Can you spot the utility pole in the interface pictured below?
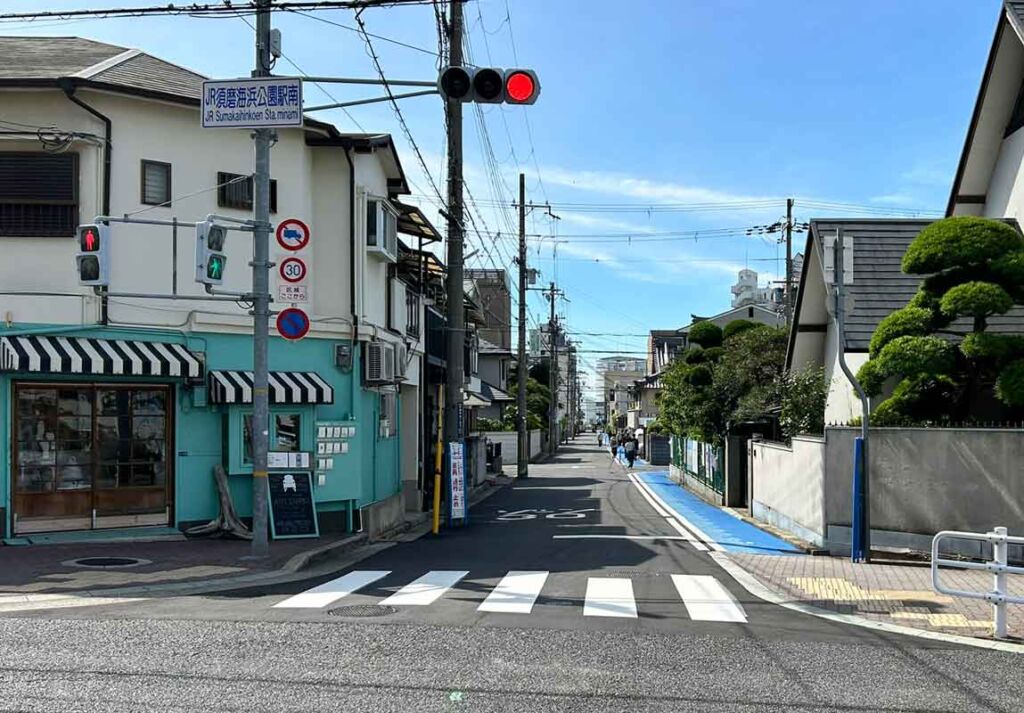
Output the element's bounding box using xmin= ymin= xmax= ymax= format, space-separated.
xmin=516 ymin=172 xmax=528 ymax=478
xmin=785 ymin=197 xmax=794 ymax=326
xmin=249 ymin=0 xmax=273 ymax=558
xmin=547 ymin=281 xmax=559 ymax=455
xmin=443 ymin=0 xmax=465 ymax=481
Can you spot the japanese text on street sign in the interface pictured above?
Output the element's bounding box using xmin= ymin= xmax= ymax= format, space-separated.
xmin=449 ymin=441 xmax=466 ymax=520
xmin=278 ymin=284 xmax=309 ymax=304
xmin=202 ymin=77 xmax=303 ymax=129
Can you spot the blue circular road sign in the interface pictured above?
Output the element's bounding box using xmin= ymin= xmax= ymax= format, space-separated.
xmin=276 ymin=307 xmax=310 ymax=341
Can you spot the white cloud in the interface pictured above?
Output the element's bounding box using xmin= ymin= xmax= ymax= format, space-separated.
xmin=539 ymin=166 xmax=776 ymax=205
xmin=869 ymin=193 xmax=918 ymax=206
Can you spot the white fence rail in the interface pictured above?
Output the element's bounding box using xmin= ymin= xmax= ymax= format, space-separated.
xmin=931 ymin=527 xmax=1024 ymax=638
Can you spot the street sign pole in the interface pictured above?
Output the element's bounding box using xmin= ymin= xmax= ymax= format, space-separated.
xmin=250 ymin=0 xmax=273 ymax=558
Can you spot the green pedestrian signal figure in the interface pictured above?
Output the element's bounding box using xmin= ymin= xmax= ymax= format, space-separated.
xmin=195 ymin=219 xmax=228 ymax=286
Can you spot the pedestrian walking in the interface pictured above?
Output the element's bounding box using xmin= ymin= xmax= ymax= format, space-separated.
xmin=624 ymin=436 xmax=637 ymax=469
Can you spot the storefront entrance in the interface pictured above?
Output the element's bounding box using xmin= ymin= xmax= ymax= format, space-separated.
xmin=12 ymin=383 xmax=173 ymax=534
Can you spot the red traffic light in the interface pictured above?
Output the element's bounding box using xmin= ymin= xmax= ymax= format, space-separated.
xmin=79 ymin=226 xmax=100 ymax=252
xmin=504 ymin=69 xmax=540 ymax=105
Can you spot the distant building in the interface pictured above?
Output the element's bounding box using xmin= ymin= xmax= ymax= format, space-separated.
xmin=729 ymin=256 xmax=803 ymax=311
xmin=465 ymin=269 xmax=511 ymax=350
xmin=595 ymin=356 xmax=646 ymax=427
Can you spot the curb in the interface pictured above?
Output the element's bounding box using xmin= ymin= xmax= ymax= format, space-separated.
xmin=282 ymin=533 xmax=368 ymax=573
xmin=0 ymin=480 xmax=510 ymax=614
xmin=711 ymin=551 xmax=1024 ymax=654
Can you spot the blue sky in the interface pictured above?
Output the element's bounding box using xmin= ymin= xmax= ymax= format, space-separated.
xmin=2 ymin=0 xmax=1003 ymax=397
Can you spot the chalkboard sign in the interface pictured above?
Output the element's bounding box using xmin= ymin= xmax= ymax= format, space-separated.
xmin=267 ymin=471 xmax=319 ymax=539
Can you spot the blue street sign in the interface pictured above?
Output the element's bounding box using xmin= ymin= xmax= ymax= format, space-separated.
xmin=276 ymin=307 xmax=310 ymax=341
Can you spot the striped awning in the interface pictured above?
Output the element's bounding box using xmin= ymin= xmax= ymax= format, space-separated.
xmin=209 ymin=370 xmax=334 ymax=405
xmin=0 ymin=335 xmax=202 ymax=378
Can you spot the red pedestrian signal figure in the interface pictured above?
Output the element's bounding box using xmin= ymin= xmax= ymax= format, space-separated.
xmin=75 ymin=223 xmax=110 ymax=286
xmin=81 ymin=226 xmax=98 ymax=252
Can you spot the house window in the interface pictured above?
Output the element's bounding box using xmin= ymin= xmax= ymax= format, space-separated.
xmin=379 ymin=392 xmax=397 ymax=439
xmin=242 ymin=412 xmax=302 ymax=464
xmin=366 ymin=197 xmax=398 ymax=261
xmin=217 ymin=172 xmax=277 ymax=212
xmin=140 ymin=160 xmax=172 ymax=206
xmin=0 ymin=152 xmax=78 ymax=237
xmin=406 ymin=290 xmax=421 ymax=338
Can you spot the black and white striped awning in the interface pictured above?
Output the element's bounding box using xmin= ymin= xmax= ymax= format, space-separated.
xmin=0 ymin=335 xmax=202 ymax=378
xmin=209 ymin=370 xmax=334 ymax=405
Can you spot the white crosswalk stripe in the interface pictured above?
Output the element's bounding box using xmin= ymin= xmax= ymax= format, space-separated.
xmin=380 ymin=570 xmax=469 ymax=606
xmin=273 ymin=570 xmax=390 ymax=609
xmin=477 ymin=571 xmax=549 ymax=614
xmin=583 ymin=577 xmax=638 ymax=618
xmin=671 ymin=574 xmax=748 ymax=622
xmin=273 ymin=569 xmax=748 ymax=624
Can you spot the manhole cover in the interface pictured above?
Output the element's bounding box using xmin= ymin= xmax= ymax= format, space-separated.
xmin=328 ymin=604 xmax=398 ymax=618
xmin=64 ymin=556 xmax=150 ymax=569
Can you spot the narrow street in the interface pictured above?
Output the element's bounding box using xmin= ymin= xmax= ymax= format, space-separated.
xmin=1 ymin=438 xmax=1021 ymax=713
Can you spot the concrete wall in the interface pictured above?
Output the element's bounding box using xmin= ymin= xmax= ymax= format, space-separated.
xmin=825 ymin=428 xmax=1024 ymax=542
xmin=749 ymin=427 xmax=1024 ymax=556
xmin=749 ymin=437 xmax=826 ymax=546
xmin=478 ymin=430 xmax=544 ymax=465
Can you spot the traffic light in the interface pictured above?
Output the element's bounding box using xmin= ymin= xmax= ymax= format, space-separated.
xmin=503 ymin=69 xmax=540 ymax=105
xmin=472 ymin=68 xmax=504 ymax=103
xmin=195 ymin=219 xmax=228 ymax=286
xmin=76 ymin=222 xmax=110 ymax=286
xmin=438 ymin=66 xmax=541 ymax=104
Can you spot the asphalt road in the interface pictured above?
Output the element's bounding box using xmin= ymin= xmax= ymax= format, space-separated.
xmin=1 ymin=438 xmax=1022 ymax=712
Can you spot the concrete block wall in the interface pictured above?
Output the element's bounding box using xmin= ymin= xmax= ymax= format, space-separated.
xmin=749 ymin=427 xmax=1024 ymax=555
xmin=749 ymin=436 xmax=826 ymax=547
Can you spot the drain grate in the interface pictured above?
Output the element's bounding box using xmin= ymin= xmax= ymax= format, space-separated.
xmin=64 ymin=556 xmax=149 ymax=569
xmin=328 ymin=604 xmax=398 ymax=618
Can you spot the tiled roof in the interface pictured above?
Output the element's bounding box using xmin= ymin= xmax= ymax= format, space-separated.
xmin=0 ymin=36 xmax=125 ymax=78
xmin=90 ymin=52 xmax=206 ymax=98
xmin=804 ymin=219 xmax=1024 ymax=351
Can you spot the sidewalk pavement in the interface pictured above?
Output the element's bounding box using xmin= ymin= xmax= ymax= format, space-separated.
xmin=0 ymin=533 xmax=367 ymax=595
xmin=731 ymin=552 xmax=1024 ymax=640
xmin=0 ymin=477 xmax=507 ymax=600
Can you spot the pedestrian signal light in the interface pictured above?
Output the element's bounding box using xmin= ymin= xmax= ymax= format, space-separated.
xmin=504 ymin=69 xmax=540 ymax=105
xmin=75 ymin=222 xmax=110 ymax=286
xmin=195 ymin=219 xmax=228 ymax=286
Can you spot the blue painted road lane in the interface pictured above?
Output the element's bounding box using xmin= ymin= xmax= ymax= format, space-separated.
xmin=637 ymin=472 xmax=801 ymax=555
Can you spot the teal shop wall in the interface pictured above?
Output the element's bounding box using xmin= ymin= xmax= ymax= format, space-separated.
xmin=1 ymin=324 xmax=405 ymax=536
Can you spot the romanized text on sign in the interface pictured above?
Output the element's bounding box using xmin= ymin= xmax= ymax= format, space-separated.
xmin=202 ymin=77 xmax=303 ymax=129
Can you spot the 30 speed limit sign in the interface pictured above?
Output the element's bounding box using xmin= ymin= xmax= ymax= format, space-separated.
xmin=279 ymin=257 xmax=307 ymax=283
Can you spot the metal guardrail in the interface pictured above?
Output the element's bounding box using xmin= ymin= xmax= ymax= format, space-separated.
xmin=932 ymin=527 xmax=1024 ymax=639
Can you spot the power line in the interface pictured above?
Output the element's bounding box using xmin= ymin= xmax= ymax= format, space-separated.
xmin=284 ymin=7 xmax=439 ymax=56
xmin=0 ymin=1 xmax=437 ymax=23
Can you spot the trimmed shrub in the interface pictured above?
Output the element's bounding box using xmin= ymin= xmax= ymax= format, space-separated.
xmin=902 ymin=216 xmax=1023 ymax=273
xmin=688 ymin=320 xmax=723 ymax=348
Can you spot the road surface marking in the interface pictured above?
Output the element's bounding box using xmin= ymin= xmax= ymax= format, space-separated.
xmin=664 ymin=517 xmax=711 ymax=552
xmin=671 ymin=574 xmax=747 ymax=622
xmin=626 ymin=472 xmax=669 ymax=517
xmin=630 ymin=473 xmax=723 ymax=552
xmin=552 ymin=534 xmax=691 ymax=541
xmin=273 ymin=570 xmax=390 ymax=609
xmin=583 ymin=578 xmax=637 ymax=618
xmin=381 ymin=570 xmax=469 ymax=606
xmin=477 ymin=571 xmax=549 ymax=613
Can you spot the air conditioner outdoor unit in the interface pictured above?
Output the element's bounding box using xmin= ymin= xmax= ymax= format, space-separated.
xmin=364 ymin=341 xmax=396 ymax=383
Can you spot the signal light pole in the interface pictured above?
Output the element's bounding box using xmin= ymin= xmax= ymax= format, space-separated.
xmin=249 ymin=0 xmax=273 ymax=557
xmin=517 ymin=172 xmax=528 ymax=478
xmin=443 ymin=0 xmax=466 ymax=507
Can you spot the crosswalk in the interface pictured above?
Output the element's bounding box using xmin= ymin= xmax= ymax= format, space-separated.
xmin=273 ymin=569 xmax=748 ymax=623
